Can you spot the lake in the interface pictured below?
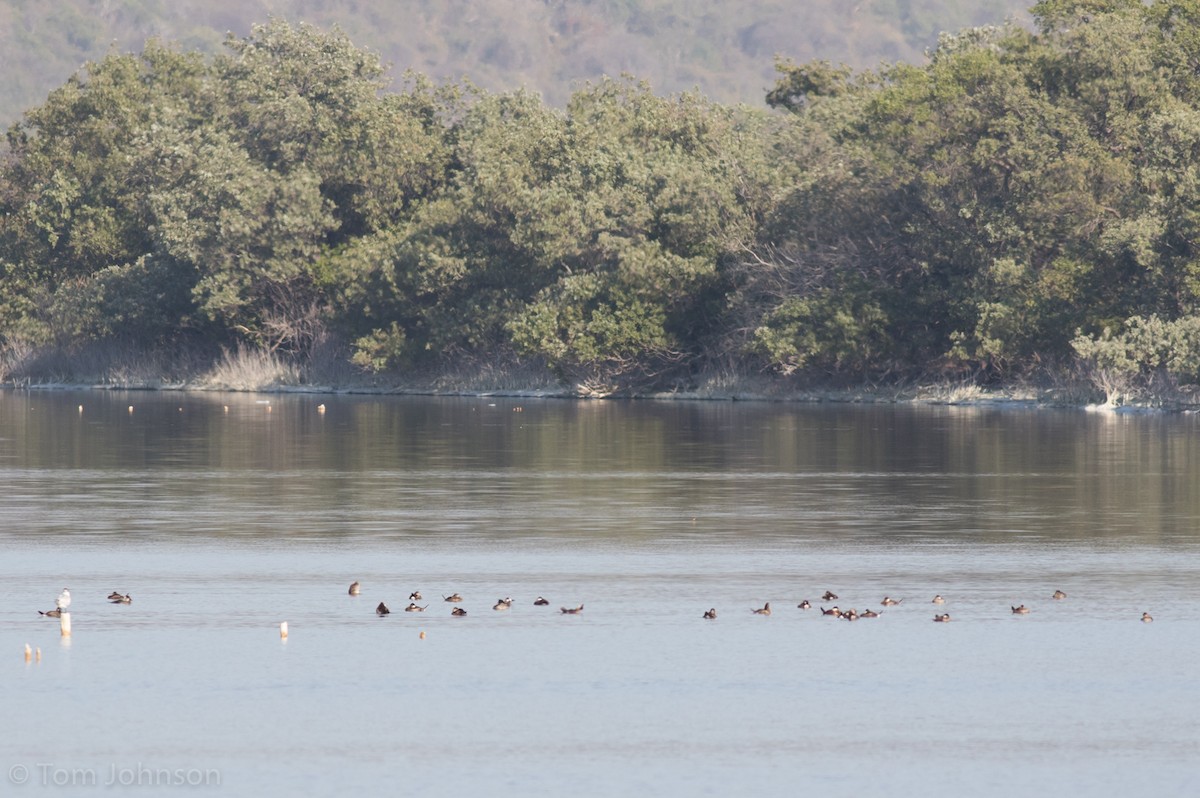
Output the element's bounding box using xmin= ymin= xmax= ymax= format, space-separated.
xmin=2 ymin=390 xmax=1198 ymax=797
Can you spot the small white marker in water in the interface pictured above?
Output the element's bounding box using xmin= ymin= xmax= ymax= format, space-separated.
xmin=78 ymin=405 xmax=83 ymax=414
xmin=35 ymin=647 xmax=41 ymax=662
xmin=128 ymin=406 xmax=134 ymax=414
xmin=317 ymin=404 xmax=326 ymax=414
xmin=24 ymin=643 xmax=31 ymax=662
xmin=279 ymin=621 xmax=288 ymax=640
xmin=223 ymin=405 xmax=229 ymax=413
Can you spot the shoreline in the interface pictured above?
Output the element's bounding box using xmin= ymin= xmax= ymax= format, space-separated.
xmin=2 ymin=379 xmax=1190 ymax=414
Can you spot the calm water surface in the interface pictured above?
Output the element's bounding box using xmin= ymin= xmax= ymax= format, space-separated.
xmin=2 ymin=390 xmax=1198 ymax=797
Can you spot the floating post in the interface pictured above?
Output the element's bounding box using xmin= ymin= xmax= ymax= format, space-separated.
xmin=24 ymin=644 xmax=31 ymax=662
xmin=279 ymin=621 xmax=288 ymax=640
xmin=78 ymin=405 xmax=83 ymax=414
xmin=317 ymin=404 xmax=326 ymax=414
xmin=127 ymin=406 xmax=134 ymax=414
xmin=59 ymin=612 xmax=71 ymax=637
xmin=223 ymin=406 xmax=229 ymax=413
xmin=35 ymin=647 xmax=41 ymax=662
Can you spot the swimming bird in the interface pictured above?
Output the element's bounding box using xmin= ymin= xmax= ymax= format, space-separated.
xmin=1052 ymin=590 xmax=1067 ymax=600
xmin=39 ymin=609 xmax=62 ymax=618
xmin=1012 ymin=605 xmax=1030 ymax=615
xmin=752 ymin=602 xmax=771 ymax=616
xmin=932 ymin=595 xmax=945 ymax=605
xmin=820 ymin=606 xmax=841 ymax=617
xmin=797 ymin=600 xmax=812 ymax=609
xmin=443 ymin=593 xmax=463 ymax=603
xmin=109 ymin=594 xmax=131 ymax=604
xmin=842 ymin=609 xmax=859 ymax=621
xmin=56 ymin=588 xmax=71 ymax=611
xmin=861 ymin=609 xmax=880 ymax=618
xmin=376 ymin=602 xmax=390 ymax=616
xmin=493 ymin=599 xmax=512 ymax=611
xmin=107 ymin=591 xmax=125 ymax=601
xmin=1142 ymin=612 xmax=1153 ymax=623
xmin=561 ymin=605 xmax=584 ymax=614
xmin=881 ymin=597 xmax=902 ymax=606
xmin=404 ymin=603 xmax=428 ymax=612
xmin=348 ymin=582 xmax=361 ymax=596
xmin=409 ymin=591 xmax=422 ymax=601
xmin=933 ymin=613 xmax=952 ymax=622
xmin=451 ymin=607 xmax=468 ymax=616
xmin=703 ymin=608 xmax=717 ymax=619
xmin=822 ymin=591 xmax=838 ymax=601
xmin=534 ymin=597 xmax=550 ymax=606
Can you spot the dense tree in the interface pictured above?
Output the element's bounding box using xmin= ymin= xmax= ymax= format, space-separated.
xmin=4 ymin=3 xmax=1200 ymax=403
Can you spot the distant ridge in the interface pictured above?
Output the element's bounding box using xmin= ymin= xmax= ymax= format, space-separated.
xmin=0 ymin=0 xmax=1030 ymax=124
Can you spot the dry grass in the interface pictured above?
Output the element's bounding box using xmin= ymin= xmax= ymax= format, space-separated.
xmin=197 ymin=345 xmax=300 ymax=391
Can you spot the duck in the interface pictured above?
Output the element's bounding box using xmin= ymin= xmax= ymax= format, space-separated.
xmin=1052 ymin=590 xmax=1067 ymax=600
xmin=703 ymin=608 xmax=717 ymax=619
xmin=561 ymin=605 xmax=584 ymax=614
xmin=1011 ymin=605 xmax=1030 ymax=615
xmin=409 ymin=591 xmax=422 ymax=601
xmin=107 ymin=591 xmax=125 ymax=601
xmin=861 ymin=609 xmax=880 ymax=618
xmin=348 ymin=582 xmax=361 ymax=596
xmin=533 ymin=597 xmax=550 ymax=606
xmin=932 ymin=595 xmax=946 ymax=605
xmin=404 ymin=603 xmax=428 ymax=612
xmin=443 ymin=593 xmax=463 ymax=603
xmin=451 ymin=607 xmax=468 ymax=616
xmin=933 ymin=613 xmax=952 ymax=622
xmin=39 ymin=609 xmax=62 ymax=618
xmin=881 ymin=597 xmax=902 ymax=606
xmin=797 ymin=600 xmax=812 ymax=610
xmin=109 ymin=594 xmax=131 ymax=604
xmin=842 ymin=609 xmax=859 ymax=621
xmin=752 ymin=602 xmax=771 ymax=616
xmin=1141 ymin=612 xmax=1153 ymax=623
xmin=822 ymin=591 xmax=838 ymax=601
xmin=493 ymin=599 xmax=512 ymax=611
xmin=376 ymin=602 xmax=390 ymax=616
xmin=820 ymin=605 xmax=841 ymax=617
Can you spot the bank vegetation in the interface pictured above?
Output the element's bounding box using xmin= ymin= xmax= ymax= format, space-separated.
xmin=3 ymin=1 xmax=1200 ymax=408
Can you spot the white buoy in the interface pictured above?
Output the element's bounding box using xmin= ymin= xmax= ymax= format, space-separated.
xmin=59 ymin=612 xmax=71 ymax=637
xmin=279 ymin=621 xmax=288 ymax=640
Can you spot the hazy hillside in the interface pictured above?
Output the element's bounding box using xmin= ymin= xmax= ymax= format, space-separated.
xmin=0 ymin=0 xmax=1031 ymax=124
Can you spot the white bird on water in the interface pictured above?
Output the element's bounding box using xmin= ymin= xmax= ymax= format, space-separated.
xmin=56 ymin=588 xmax=71 ymax=611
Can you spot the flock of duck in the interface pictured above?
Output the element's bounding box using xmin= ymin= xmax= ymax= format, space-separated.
xmin=35 ymin=584 xmax=1157 ymax=625
xmin=350 ymin=582 xmax=584 ymax=617
xmin=722 ymin=589 xmax=1154 ymax=623
xmin=348 ymin=583 xmax=1156 ymax=623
